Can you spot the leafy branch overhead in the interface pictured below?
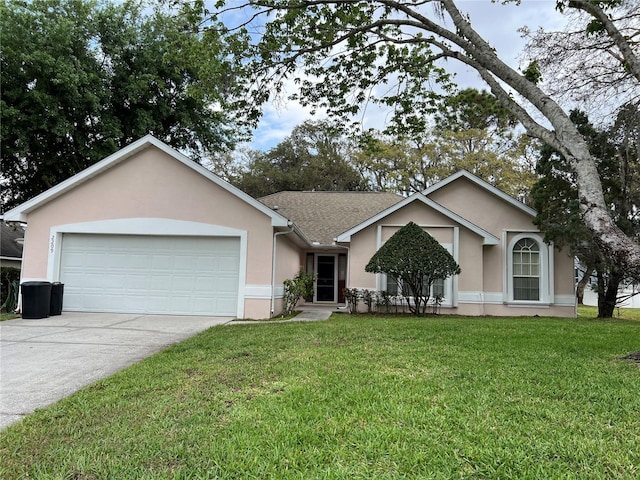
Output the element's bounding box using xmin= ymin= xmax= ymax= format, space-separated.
xmin=197 ymin=0 xmax=640 ymax=278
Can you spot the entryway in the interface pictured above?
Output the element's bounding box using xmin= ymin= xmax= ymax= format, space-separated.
xmin=309 ymin=253 xmax=346 ymax=304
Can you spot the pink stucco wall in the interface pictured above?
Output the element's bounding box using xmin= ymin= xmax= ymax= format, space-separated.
xmin=345 ymin=181 xmax=576 ymax=317
xmin=429 ymin=177 xmax=535 ymax=235
xmin=21 ymin=145 xmax=281 ymax=318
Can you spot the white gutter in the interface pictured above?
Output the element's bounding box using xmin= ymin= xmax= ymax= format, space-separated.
xmin=271 ymin=222 xmax=294 ymax=316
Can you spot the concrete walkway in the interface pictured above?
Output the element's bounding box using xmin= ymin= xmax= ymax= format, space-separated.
xmin=0 ymin=312 xmax=232 ymax=430
xmin=230 ymin=305 xmax=339 ymax=324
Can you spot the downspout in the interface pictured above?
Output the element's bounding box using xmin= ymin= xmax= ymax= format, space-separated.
xmin=271 ymin=222 xmax=294 ymax=316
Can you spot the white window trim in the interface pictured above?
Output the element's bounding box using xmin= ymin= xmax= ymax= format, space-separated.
xmin=505 ymin=232 xmax=553 ymax=305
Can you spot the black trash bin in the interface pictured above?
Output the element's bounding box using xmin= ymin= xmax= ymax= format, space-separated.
xmin=50 ymin=282 xmax=64 ymax=316
xmin=21 ymin=281 xmax=52 ymax=319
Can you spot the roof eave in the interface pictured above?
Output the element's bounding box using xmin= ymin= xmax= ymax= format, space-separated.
xmin=423 ymin=170 xmax=537 ymax=217
xmin=3 ymin=135 xmax=290 ymax=227
xmin=335 ymin=193 xmax=499 ymax=245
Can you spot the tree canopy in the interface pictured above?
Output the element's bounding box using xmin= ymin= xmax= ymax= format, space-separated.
xmin=191 ymin=0 xmax=640 ymax=277
xmin=1 ymin=0 xmax=242 ymax=209
xmin=523 ymin=1 xmax=640 ymax=117
xmin=354 ymin=88 xmax=537 ymax=198
xmin=231 ymin=120 xmax=368 ymax=197
xmin=365 ymin=222 xmax=461 ymax=316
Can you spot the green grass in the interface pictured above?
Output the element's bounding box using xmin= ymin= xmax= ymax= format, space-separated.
xmin=1 ymin=315 xmax=639 ymax=479
xmin=0 ymin=312 xmax=19 ymax=321
xmin=578 ymin=304 xmax=640 ymax=321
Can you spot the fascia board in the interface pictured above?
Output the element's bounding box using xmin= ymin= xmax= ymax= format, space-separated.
xmin=3 ymin=135 xmax=289 ymax=227
xmin=335 ymin=192 xmax=499 ymax=245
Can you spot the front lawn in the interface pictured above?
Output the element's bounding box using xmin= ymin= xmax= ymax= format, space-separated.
xmin=578 ymin=304 xmax=640 ymax=321
xmin=1 ymin=314 xmax=639 ymax=479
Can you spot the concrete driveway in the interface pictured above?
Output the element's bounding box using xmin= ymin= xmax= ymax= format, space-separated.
xmin=0 ymin=312 xmax=232 ymax=430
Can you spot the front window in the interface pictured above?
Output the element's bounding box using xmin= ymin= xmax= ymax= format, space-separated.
xmin=386 ymin=275 xmax=399 ymax=295
xmin=512 ymin=238 xmax=540 ymax=301
xmin=386 ymin=275 xmax=446 ymax=299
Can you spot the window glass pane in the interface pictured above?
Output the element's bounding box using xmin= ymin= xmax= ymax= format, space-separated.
xmin=386 ymin=275 xmax=398 ymax=295
xmin=513 ymin=252 xmax=521 ymax=275
xmin=514 ymin=277 xmax=540 ymax=301
xmin=433 ymin=278 xmax=445 ymax=298
xmin=531 ymin=253 xmax=539 ymax=275
xmin=513 ymin=238 xmax=541 ymax=301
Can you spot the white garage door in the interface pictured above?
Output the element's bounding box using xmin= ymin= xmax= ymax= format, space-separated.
xmin=59 ymin=234 xmax=240 ymax=316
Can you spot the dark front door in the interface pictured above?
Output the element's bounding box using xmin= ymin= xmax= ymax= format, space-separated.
xmin=315 ymin=255 xmax=336 ymax=302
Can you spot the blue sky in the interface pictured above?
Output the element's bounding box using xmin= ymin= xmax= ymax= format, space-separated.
xmin=241 ymin=0 xmax=567 ymax=151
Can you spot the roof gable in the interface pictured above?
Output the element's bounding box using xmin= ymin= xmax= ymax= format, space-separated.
xmin=3 ymin=135 xmax=289 ymax=227
xmin=423 ymin=170 xmax=537 ymax=217
xmin=335 ymin=193 xmax=499 ymax=245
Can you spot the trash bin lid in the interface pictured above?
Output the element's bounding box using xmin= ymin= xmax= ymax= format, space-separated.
xmin=21 ymin=281 xmax=52 ymax=286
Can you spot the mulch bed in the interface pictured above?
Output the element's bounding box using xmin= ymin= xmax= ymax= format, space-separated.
xmin=621 ymin=351 xmax=640 ymax=366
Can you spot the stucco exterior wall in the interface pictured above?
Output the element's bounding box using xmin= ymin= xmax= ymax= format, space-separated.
xmin=272 ymin=233 xmax=306 ymax=315
xmin=553 ymin=246 xmax=575 ymax=296
xmin=20 ymin=146 xmax=278 ymax=318
xmin=275 ymin=234 xmax=304 ymax=285
xmin=428 ymin=177 xmax=534 ymax=235
xmin=347 ymin=201 xmax=479 ymax=291
xmin=347 ymin=186 xmax=576 ymax=317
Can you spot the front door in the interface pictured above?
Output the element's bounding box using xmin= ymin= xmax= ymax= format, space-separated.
xmin=315 ymin=254 xmax=337 ymax=302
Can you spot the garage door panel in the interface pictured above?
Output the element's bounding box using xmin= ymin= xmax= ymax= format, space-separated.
xmin=60 ymin=234 xmax=240 ymax=316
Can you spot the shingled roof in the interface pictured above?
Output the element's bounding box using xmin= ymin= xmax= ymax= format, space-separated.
xmin=259 ymin=191 xmax=402 ymax=245
xmin=1 ymin=222 xmax=24 ymax=261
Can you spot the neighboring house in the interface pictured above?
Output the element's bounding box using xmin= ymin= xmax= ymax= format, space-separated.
xmin=0 ymin=220 xmax=24 ymax=269
xmin=3 ymin=135 xmax=576 ymax=318
xmin=582 ymin=285 xmax=640 ymax=309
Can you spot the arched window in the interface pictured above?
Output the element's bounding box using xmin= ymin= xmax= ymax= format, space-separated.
xmin=512 ymin=238 xmax=540 ymax=301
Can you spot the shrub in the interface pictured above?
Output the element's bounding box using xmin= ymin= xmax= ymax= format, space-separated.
xmin=1 ymin=267 xmax=21 ymax=312
xmin=343 ymin=288 xmax=360 ymax=313
xmin=361 ymin=289 xmax=374 ymax=313
xmin=365 ymin=222 xmax=460 ymax=316
xmin=282 ymin=270 xmax=314 ymax=316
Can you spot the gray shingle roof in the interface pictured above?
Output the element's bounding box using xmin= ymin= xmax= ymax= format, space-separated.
xmin=259 ymin=191 xmax=402 ymax=245
xmin=1 ymin=222 xmax=24 ymax=260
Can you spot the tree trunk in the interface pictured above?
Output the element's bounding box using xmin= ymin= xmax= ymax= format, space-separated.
xmin=597 ymin=265 xmax=624 ymax=318
xmin=576 ymin=265 xmax=594 ymax=305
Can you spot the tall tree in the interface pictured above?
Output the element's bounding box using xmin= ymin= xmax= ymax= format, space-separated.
xmin=234 ymin=120 xmax=368 ymax=197
xmin=356 ymin=89 xmax=537 ymax=198
xmin=532 ymin=106 xmax=640 ymax=317
xmin=1 ymin=0 xmax=242 ymax=210
xmin=194 ymin=0 xmax=640 ymax=277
